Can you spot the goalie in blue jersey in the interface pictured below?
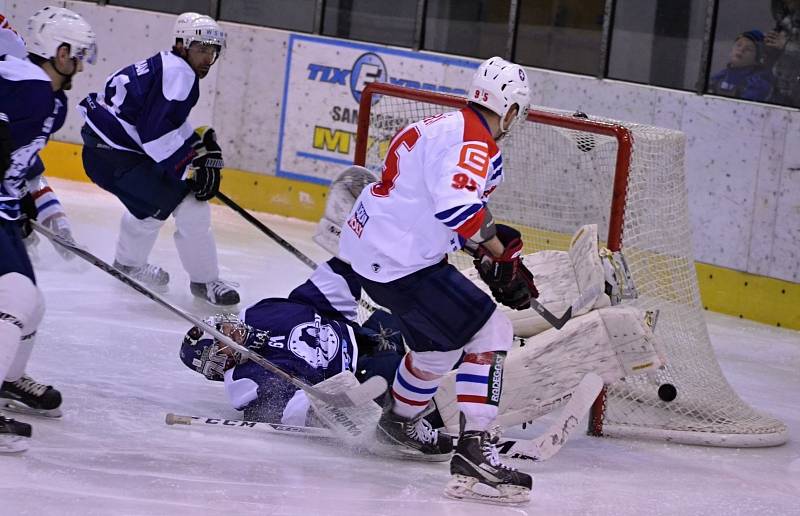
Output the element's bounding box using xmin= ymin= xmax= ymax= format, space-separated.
xmin=179 ymin=258 xmax=410 ymax=428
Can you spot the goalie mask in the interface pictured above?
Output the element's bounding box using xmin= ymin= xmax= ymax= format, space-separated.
xmin=27 ymin=6 xmax=97 ymax=65
xmin=179 ymin=314 xmax=268 ymax=381
xmin=469 ymin=56 xmax=531 ymax=135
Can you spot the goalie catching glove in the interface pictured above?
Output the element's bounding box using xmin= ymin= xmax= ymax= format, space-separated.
xmin=188 ymin=126 xmax=223 ymax=201
xmin=473 ymin=224 xmax=538 ymax=310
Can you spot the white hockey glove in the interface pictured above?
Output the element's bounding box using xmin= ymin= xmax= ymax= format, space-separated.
xmin=313 ymin=165 xmax=378 ymax=255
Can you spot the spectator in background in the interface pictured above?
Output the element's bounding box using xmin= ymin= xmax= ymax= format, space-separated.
xmin=709 ymin=30 xmax=774 ymax=102
xmin=765 ymin=0 xmax=800 ymax=106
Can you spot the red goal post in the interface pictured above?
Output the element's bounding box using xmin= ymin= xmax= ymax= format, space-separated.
xmin=352 ymin=81 xmax=787 ymax=447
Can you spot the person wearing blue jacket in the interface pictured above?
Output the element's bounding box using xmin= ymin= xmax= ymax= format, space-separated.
xmin=709 ymin=30 xmax=775 ymax=101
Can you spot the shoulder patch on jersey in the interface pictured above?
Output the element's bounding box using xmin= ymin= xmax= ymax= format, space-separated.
xmin=160 ymin=51 xmax=196 ymax=102
xmin=0 ymin=55 xmax=50 ymax=83
xmin=457 ymin=141 xmax=490 ymax=179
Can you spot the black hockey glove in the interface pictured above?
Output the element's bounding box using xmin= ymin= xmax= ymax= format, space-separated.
xmin=18 ymin=192 xmax=38 ymax=239
xmin=188 ymin=126 xmax=224 ymax=201
xmin=188 ymin=164 xmax=221 ymax=201
xmin=474 ymin=224 xmax=539 ymax=310
xmin=0 ymin=116 xmax=12 ymax=179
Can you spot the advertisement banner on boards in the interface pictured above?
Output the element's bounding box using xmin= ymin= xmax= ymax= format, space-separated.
xmin=278 ymin=34 xmax=477 ymax=185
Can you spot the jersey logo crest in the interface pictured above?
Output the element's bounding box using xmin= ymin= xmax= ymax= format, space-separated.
xmin=288 ymin=320 xmax=340 ymax=369
xmin=458 ymin=142 xmax=490 ymax=179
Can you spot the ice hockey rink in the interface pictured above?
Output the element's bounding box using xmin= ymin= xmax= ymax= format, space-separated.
xmin=1 ymin=178 xmax=798 ymax=516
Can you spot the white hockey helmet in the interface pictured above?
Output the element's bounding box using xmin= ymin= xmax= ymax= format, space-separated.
xmin=469 ymin=56 xmax=531 ymax=134
xmin=26 ymin=6 xmax=97 ymax=64
xmin=172 ymin=12 xmax=201 ymax=44
xmin=173 ymin=13 xmax=226 ymax=57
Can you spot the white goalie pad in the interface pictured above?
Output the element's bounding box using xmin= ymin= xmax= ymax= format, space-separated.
xmin=465 ymin=224 xmax=620 ymax=337
xmin=434 ymin=305 xmax=665 ymax=432
xmin=313 ymin=166 xmax=378 ymax=255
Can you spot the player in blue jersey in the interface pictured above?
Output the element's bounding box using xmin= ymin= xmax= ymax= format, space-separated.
xmin=0 ymin=6 xmax=97 ymax=453
xmin=79 ymin=12 xmax=239 ymax=306
xmin=0 ymin=12 xmax=83 ymax=262
xmin=178 ymin=258 xmax=430 ymax=433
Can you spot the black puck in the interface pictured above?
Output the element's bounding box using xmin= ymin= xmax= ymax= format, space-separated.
xmin=658 ymin=383 xmax=677 ymax=402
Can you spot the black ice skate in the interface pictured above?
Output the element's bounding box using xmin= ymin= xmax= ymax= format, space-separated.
xmin=190 ymin=280 xmax=240 ymax=306
xmin=0 ymin=414 xmax=32 ymax=454
xmin=0 ymin=375 xmax=63 ymax=418
xmin=374 ymin=404 xmax=453 ymax=462
xmin=445 ymin=424 xmax=532 ymax=505
xmin=113 ymin=260 xmax=170 ymax=291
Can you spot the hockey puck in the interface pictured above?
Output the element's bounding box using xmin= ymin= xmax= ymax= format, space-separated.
xmin=658 ymin=384 xmax=677 ymax=402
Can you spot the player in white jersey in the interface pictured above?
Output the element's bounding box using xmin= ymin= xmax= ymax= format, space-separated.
xmin=339 ymin=57 xmax=537 ymax=505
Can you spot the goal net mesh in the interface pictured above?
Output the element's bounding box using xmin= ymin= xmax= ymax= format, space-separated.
xmin=353 ymin=83 xmax=787 ymax=447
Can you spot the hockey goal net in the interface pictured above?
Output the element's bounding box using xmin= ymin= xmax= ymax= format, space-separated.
xmin=353 ymin=82 xmax=787 ymax=447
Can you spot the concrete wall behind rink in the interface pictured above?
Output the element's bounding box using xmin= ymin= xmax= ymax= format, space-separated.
xmin=5 ymin=1 xmax=799 ymax=322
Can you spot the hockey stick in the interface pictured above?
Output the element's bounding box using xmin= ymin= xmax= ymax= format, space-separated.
xmin=528 ymin=285 xmax=603 ymax=330
xmin=31 ymin=220 xmax=386 ymax=409
xmin=215 ymin=191 xmax=317 ymax=270
xmin=496 ymin=372 xmax=603 ymax=461
xmin=163 ymin=373 xmax=602 ymax=462
xmin=163 ymin=378 xmax=589 ymax=464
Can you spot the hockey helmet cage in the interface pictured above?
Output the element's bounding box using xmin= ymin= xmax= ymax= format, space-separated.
xmin=469 ymin=56 xmax=531 ymax=134
xmin=27 ymin=6 xmax=97 ymax=64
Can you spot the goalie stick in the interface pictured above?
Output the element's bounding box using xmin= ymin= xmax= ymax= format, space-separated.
xmin=164 ymin=373 xmax=603 ymax=463
xmin=30 ymin=220 xmax=386 ymax=410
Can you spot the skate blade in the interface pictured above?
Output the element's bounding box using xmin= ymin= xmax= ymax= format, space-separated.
xmin=444 ymin=475 xmax=531 ymax=506
xmin=2 ymin=400 xmax=62 ymax=419
xmin=365 ymin=440 xmax=452 ymax=462
xmin=191 ymin=295 xmax=240 ymax=310
xmin=0 ymin=435 xmax=30 ymax=454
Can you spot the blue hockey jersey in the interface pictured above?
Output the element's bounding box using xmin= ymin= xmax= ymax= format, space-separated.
xmin=0 ymin=55 xmax=64 ymax=220
xmin=224 ymin=258 xmax=365 ymax=424
xmin=78 ymin=50 xmax=201 ymax=177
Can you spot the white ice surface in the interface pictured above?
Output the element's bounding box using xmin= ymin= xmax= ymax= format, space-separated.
xmin=1 ymin=179 xmax=798 ymax=516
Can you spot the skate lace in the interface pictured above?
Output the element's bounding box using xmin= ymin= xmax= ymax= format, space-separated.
xmin=208 ymin=279 xmax=239 ymax=296
xmin=13 ymin=376 xmax=48 ymax=397
xmin=481 ymin=426 xmax=517 ymax=471
xmin=406 ymin=417 xmax=438 ymax=444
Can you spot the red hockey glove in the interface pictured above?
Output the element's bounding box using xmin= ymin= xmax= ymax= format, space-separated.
xmin=474 ymin=224 xmax=539 ymax=310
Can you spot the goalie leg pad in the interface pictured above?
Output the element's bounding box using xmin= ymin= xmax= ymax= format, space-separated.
xmin=436 ymin=306 xmax=664 ymax=431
